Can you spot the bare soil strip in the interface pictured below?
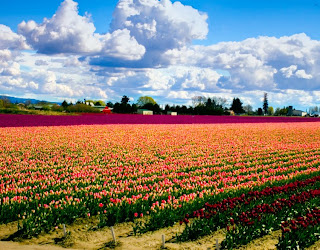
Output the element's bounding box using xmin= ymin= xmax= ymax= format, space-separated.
xmin=0 ymin=218 xmax=318 ymax=249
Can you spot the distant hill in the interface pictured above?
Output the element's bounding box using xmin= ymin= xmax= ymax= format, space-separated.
xmin=0 ymin=95 xmax=61 ymax=105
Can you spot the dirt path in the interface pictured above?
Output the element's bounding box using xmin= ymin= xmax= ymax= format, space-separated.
xmin=0 ymin=218 xmax=319 ymax=250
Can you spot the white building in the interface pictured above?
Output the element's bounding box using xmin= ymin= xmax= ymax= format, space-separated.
xmin=137 ymin=109 xmax=153 ymax=115
xmin=292 ymin=110 xmax=307 ymax=117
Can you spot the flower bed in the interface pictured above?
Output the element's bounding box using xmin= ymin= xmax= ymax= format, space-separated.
xmin=0 ymin=113 xmax=319 ymax=127
xmin=0 ymin=122 xmax=320 ymax=246
xmin=176 ymin=175 xmax=320 ymax=241
xmin=277 ymin=207 xmax=320 ymax=249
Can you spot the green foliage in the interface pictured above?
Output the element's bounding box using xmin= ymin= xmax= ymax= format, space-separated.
xmin=175 ymin=172 xmax=320 ymax=243
xmin=277 ymin=213 xmax=320 ymax=250
xmin=85 ymin=100 xmax=106 ymax=106
xmin=137 ymin=96 xmax=157 ymax=106
xmin=263 ymin=93 xmax=268 ymax=115
xmin=66 ymin=104 xmax=100 ymax=113
xmin=0 ymin=98 xmax=12 ymax=108
xmin=165 ymin=96 xmax=225 ymax=115
xmin=94 ymin=100 xmax=106 ymax=106
xmin=230 ymin=98 xmax=245 ymax=114
xmin=112 ymin=102 xmax=137 ymax=114
xmin=140 ymin=103 xmax=161 ymax=114
xmin=111 ymin=95 xmax=138 ymax=114
xmin=268 ymin=106 xmax=274 ymax=116
xmin=274 ymin=106 xmax=289 ymax=116
xmin=51 ymin=104 xmax=64 ymax=112
xmin=221 ymin=196 xmax=320 ymax=249
xmin=106 ymin=101 xmax=114 ymax=108
xmin=61 ymin=100 xmax=69 ymax=109
xmin=121 ymin=95 xmax=130 ymax=105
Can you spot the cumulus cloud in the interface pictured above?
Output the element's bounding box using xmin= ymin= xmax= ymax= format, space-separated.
xmin=280 ymin=65 xmax=313 ymax=79
xmin=1 ymin=62 xmax=21 ymax=76
xmin=92 ymin=0 xmax=208 ymax=67
xmin=0 ymin=24 xmax=29 ymax=50
xmin=280 ymin=65 xmax=298 ymax=78
xmin=0 ymin=25 xmax=28 ymax=79
xmin=35 ymin=60 xmax=49 ymax=66
xmin=31 ymin=70 xmax=74 ymax=95
xmin=170 ymin=67 xmax=222 ymax=91
xmin=164 ymin=33 xmax=320 ymax=91
xmin=0 ymin=49 xmax=13 ymax=62
xmin=18 ymin=69 xmax=108 ymax=99
xmin=63 ymin=56 xmax=82 ymax=67
xmin=18 ymin=0 xmax=145 ymax=60
xmin=97 ymin=29 xmax=145 ymax=60
xmin=18 ymin=0 xmax=100 ymax=54
xmin=0 ymin=50 xmax=109 ymax=101
xmin=111 ymin=0 xmax=208 ymax=50
xmin=0 ymin=76 xmax=38 ymax=91
xmin=97 ymin=66 xmax=225 ymax=103
xmin=295 ymin=69 xmax=313 ymax=79
xmin=0 ymin=50 xmax=21 ymax=77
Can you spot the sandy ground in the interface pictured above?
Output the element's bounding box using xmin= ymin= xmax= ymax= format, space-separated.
xmin=0 ymin=218 xmax=319 ymax=250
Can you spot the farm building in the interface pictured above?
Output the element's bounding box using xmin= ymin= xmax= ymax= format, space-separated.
xmin=93 ymin=106 xmax=107 ymax=112
xmin=167 ymin=111 xmax=177 ymax=116
xmin=292 ymin=110 xmax=307 ymax=117
xmin=102 ymin=106 xmax=112 ymax=114
xmin=137 ymin=109 xmax=153 ymax=115
xmin=287 ymin=106 xmax=307 ymax=117
xmin=85 ymin=101 xmax=95 ymax=106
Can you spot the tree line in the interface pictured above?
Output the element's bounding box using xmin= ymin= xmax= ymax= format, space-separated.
xmin=0 ymin=93 xmax=311 ymax=116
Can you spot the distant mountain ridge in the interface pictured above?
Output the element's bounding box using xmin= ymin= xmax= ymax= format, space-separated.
xmin=0 ymin=95 xmax=61 ymax=105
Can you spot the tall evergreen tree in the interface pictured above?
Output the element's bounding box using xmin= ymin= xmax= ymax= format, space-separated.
xmin=61 ymin=100 xmax=69 ymax=109
xmin=121 ymin=95 xmax=130 ymax=105
xmin=230 ymin=98 xmax=245 ymax=114
xmin=263 ymin=93 xmax=268 ymax=115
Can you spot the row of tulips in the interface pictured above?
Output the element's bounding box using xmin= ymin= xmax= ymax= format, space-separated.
xmin=129 ymin=170 xmax=320 ymax=235
xmin=221 ymin=187 xmax=320 ymax=248
xmin=1 ymin=123 xmax=320 ymax=239
xmin=176 ymin=174 xmax=320 ymax=241
xmin=1 ymin=113 xmax=318 ymax=127
xmin=277 ymin=207 xmax=320 ymax=249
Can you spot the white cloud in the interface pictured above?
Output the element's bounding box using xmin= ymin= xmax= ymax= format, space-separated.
xmin=0 ymin=24 xmax=29 ymax=50
xmin=0 ymin=50 xmax=109 ymax=100
xmin=143 ymin=69 xmax=173 ymax=90
xmin=0 ymin=49 xmax=13 ymax=62
xmin=94 ymin=0 xmax=209 ymax=67
xmin=174 ymin=67 xmax=222 ymax=91
xmin=18 ymin=0 xmax=145 ymax=60
xmin=295 ymin=69 xmax=313 ymax=79
xmin=111 ymin=0 xmax=208 ymax=50
xmin=18 ymin=0 xmax=100 ymax=54
xmin=0 ymin=25 xmax=28 ymax=80
xmin=98 ymin=29 xmax=145 ymax=60
xmin=280 ymin=65 xmax=298 ymax=78
xmin=164 ymin=33 xmax=320 ymax=91
xmin=280 ymin=65 xmax=313 ymax=79
xmin=63 ymin=56 xmax=82 ymax=67
xmin=0 ymin=75 xmax=39 ymax=90
xmin=1 ymin=62 xmax=21 ymax=76
xmin=35 ymin=60 xmax=49 ymax=66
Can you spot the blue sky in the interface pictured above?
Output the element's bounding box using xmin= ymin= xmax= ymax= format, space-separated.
xmin=2 ymin=0 xmax=319 ymax=43
xmin=0 ymin=0 xmax=320 ymax=110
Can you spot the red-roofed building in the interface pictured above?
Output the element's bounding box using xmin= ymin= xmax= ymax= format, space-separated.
xmin=102 ymin=106 xmax=112 ymax=114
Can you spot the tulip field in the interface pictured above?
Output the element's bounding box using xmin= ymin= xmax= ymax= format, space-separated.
xmin=1 ymin=119 xmax=320 ymax=249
